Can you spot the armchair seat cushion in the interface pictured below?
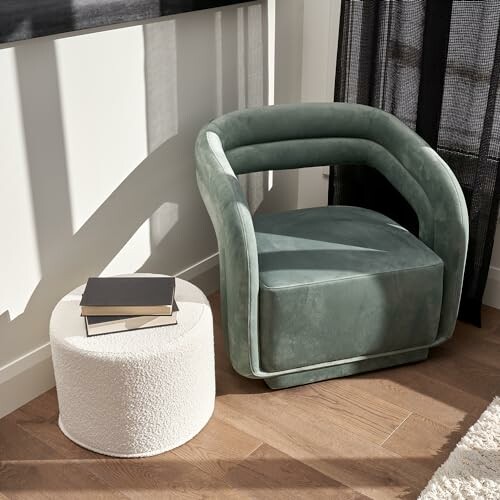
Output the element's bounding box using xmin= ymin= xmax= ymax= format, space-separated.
xmin=254 ymin=206 xmax=444 ymax=372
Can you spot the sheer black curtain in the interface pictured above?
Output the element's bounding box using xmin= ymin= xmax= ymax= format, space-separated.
xmin=329 ymin=0 xmax=500 ymax=326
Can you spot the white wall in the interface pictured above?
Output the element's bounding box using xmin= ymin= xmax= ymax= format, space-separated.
xmin=0 ymin=2 xmax=275 ymax=418
xmin=261 ymin=0 xmax=341 ymax=213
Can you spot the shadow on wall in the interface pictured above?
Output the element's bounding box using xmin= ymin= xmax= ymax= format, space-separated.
xmin=0 ymin=4 xmax=268 ymax=367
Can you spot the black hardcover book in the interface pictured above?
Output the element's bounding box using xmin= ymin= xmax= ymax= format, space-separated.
xmin=80 ymin=276 xmax=175 ymax=316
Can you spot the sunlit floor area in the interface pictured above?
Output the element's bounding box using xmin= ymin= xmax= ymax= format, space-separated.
xmin=1 ymin=294 xmax=499 ymax=500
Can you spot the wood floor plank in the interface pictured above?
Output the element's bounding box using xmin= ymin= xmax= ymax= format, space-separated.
xmin=340 ymin=367 xmax=488 ymax=431
xmin=0 ymin=415 xmax=61 ymax=462
xmin=279 ymin=380 xmax=411 ymax=445
xmin=0 ymin=461 xmax=127 ymax=500
xmin=16 ymin=418 xmax=100 ymax=460
xmin=415 ymin=349 xmax=500 ymax=402
xmin=0 ymin=416 xmax=118 ymax=499
xmin=223 ymin=443 xmax=368 ymax=499
xmin=10 ymin=389 xmax=59 ymax=423
xmin=437 ymin=327 xmax=500 ymax=369
xmin=171 ymin=417 xmax=262 ymax=480
xmin=12 ymin=393 xmax=99 ymax=460
xmin=382 ymin=413 xmax=462 ymax=473
xmin=82 ymin=455 xmax=247 ymax=499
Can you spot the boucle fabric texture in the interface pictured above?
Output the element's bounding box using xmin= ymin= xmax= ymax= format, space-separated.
xmin=50 ymin=275 xmax=215 ymax=458
xmin=419 ymin=396 xmax=500 ymax=499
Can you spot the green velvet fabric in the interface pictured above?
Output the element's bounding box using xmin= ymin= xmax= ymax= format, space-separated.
xmin=255 ymin=206 xmax=443 ymax=372
xmin=265 ymin=348 xmax=430 ymax=389
xmin=195 ymin=103 xmax=468 ymax=388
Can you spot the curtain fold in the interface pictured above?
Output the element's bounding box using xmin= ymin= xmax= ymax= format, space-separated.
xmin=330 ymin=0 xmax=500 ymax=326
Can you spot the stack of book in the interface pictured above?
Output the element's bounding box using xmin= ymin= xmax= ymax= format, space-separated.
xmin=80 ymin=276 xmax=178 ymax=337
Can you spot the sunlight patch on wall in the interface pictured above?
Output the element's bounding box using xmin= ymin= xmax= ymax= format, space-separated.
xmin=55 ymin=26 xmax=149 ymax=234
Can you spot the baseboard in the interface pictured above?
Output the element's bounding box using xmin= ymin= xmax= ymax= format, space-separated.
xmin=0 ymin=345 xmax=54 ymax=419
xmin=0 ymin=252 xmax=220 ymax=419
xmin=483 ymin=265 xmax=500 ymax=310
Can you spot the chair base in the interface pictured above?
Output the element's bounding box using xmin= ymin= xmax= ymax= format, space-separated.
xmin=264 ymin=348 xmax=429 ymax=389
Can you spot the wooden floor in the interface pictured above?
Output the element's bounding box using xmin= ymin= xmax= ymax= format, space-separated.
xmin=1 ymin=294 xmax=500 ymax=499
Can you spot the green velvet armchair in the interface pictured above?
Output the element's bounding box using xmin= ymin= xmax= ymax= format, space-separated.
xmin=195 ymin=103 xmax=468 ymax=389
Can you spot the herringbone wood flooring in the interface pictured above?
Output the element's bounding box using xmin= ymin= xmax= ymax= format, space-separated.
xmin=1 ymin=294 xmax=499 ymax=499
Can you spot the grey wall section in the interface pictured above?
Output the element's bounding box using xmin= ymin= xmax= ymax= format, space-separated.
xmin=0 ymin=0 xmax=249 ymax=44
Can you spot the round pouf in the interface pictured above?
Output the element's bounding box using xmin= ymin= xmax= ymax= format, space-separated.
xmin=50 ymin=274 xmax=215 ymax=458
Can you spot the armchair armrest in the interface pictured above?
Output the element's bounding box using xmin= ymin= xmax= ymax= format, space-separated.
xmin=196 ymin=129 xmax=259 ymax=377
xmin=367 ymin=110 xmax=469 ymax=343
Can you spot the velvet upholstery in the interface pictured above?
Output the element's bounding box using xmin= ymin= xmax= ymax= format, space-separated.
xmin=195 ymin=103 xmax=468 ymax=389
xmin=255 ymin=206 xmax=443 ymax=372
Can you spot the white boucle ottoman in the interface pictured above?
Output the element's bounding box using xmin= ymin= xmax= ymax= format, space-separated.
xmin=50 ymin=274 xmax=215 ymax=458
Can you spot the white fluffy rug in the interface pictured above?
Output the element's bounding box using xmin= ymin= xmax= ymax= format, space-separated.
xmin=419 ymin=396 xmax=500 ymax=499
